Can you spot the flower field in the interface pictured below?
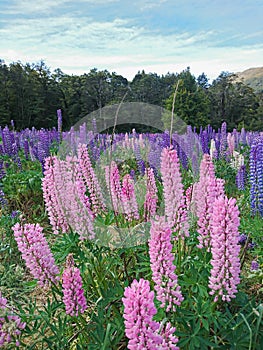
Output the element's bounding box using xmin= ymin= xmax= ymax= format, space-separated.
xmin=0 ymin=118 xmax=262 ymax=349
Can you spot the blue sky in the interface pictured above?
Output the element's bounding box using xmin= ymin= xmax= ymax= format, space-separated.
xmin=0 ymin=0 xmax=262 ymax=81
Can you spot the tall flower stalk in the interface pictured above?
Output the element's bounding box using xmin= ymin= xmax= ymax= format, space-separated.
xmin=144 ymin=167 xmax=158 ymax=221
xmin=12 ymin=223 xmax=59 ymax=287
xmin=122 ymin=278 xmax=179 ymax=350
xmin=149 ymin=216 xmax=183 ymax=312
xmin=208 ymin=196 xmax=241 ymax=302
xmin=192 ymin=154 xmax=225 ymax=249
xmin=250 ymin=137 xmax=263 ymax=216
xmin=160 ymin=147 xmax=188 ymax=238
xmin=62 ymin=254 xmax=87 ymax=316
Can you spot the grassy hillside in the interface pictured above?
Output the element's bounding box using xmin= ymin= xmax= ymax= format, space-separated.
xmin=236 ymin=67 xmax=263 ymax=93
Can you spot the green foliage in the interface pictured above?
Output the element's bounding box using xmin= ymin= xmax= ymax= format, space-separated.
xmin=2 ymin=60 xmax=262 ymax=131
xmin=2 ymin=158 xmax=45 ymax=220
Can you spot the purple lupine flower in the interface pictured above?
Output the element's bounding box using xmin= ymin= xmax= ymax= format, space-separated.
xmin=236 ymin=165 xmax=246 ymax=190
xmin=209 ymin=196 xmax=241 ymax=302
xmin=250 ymin=137 xmax=263 ymax=216
xmin=149 ymin=216 xmax=183 ymax=312
xmin=0 ymin=188 xmax=7 ymax=208
xmin=240 ymin=128 xmax=247 ymax=145
xmin=220 ymin=122 xmax=227 ymax=158
xmin=0 ymin=292 xmax=26 ymax=347
xmin=148 ymin=136 xmax=162 ymax=175
xmin=248 ymin=242 xmax=256 ymax=250
xmin=62 ymin=254 xmax=87 ymax=316
xmin=250 ymin=260 xmax=259 ymax=271
xmin=10 ymin=210 xmax=19 ymax=219
xmin=160 ymin=147 xmax=188 ymax=237
xmin=0 ymin=159 xmax=5 ymax=180
xmin=12 ymin=223 xmax=60 ymax=287
xmin=1 ymin=126 xmax=15 ymax=156
xmin=201 ymin=130 xmax=210 ymax=154
xmin=57 ymin=109 xmax=63 ymax=135
xmin=122 ymin=278 xmax=179 ymax=350
xmin=23 ymin=139 xmax=30 ymax=160
xmin=238 ymin=233 xmax=248 ymax=245
xmin=134 ymin=142 xmax=145 ymax=176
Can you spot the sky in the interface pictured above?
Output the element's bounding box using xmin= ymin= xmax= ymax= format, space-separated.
xmin=0 ymin=0 xmax=262 ymax=82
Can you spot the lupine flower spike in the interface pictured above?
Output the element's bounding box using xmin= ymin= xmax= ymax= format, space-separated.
xmin=160 ymin=147 xmax=188 ymax=238
xmin=122 ymin=278 xmax=179 ymax=350
xmin=209 ymin=196 xmax=241 ymax=302
xmin=62 ymin=254 xmax=87 ymax=316
xmin=12 ymin=223 xmax=59 ymax=287
xmin=149 ymin=216 xmax=183 ymax=312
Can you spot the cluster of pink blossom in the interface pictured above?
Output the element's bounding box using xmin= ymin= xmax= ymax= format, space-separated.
xmin=144 ymin=167 xmax=158 ymax=221
xmin=208 ymin=196 xmax=241 ymax=302
xmin=42 ymin=156 xmax=70 ymax=234
xmin=12 ymin=223 xmax=59 ymax=287
xmin=121 ymin=174 xmax=139 ymax=221
xmin=149 ymin=216 xmax=183 ymax=312
xmin=64 ymin=156 xmax=95 ymax=240
xmin=62 ymin=255 xmax=87 ymax=316
xmin=0 ymin=292 xmax=26 ymax=347
xmin=105 ymin=161 xmax=140 ymax=221
xmin=192 ymin=154 xmax=225 ymax=249
xmin=122 ymin=278 xmax=179 ymax=350
xmin=160 ymin=147 xmax=188 ymax=238
xmin=105 ymin=161 xmax=123 ymax=214
xmin=42 ymin=155 xmax=95 ymax=240
xmin=77 ymin=144 xmax=106 ymax=215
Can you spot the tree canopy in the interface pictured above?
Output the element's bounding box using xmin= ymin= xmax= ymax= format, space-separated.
xmin=0 ymin=60 xmax=262 ymax=131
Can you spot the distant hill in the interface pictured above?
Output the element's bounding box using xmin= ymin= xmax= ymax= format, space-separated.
xmin=236 ymin=67 xmax=263 ymax=94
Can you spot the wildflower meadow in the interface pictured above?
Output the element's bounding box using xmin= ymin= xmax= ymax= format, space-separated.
xmin=0 ymin=109 xmax=262 ymax=349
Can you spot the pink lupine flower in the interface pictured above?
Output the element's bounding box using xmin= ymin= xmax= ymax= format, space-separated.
xmin=208 ymin=196 xmax=241 ymax=302
xmin=159 ymin=322 xmax=179 ymax=350
xmin=192 ymin=154 xmax=225 ymax=249
xmin=63 ymin=156 xmax=95 ymax=240
xmin=42 ymin=156 xmax=69 ymax=234
xmin=160 ymin=147 xmax=188 ymax=238
xmin=62 ymin=255 xmax=87 ymax=316
xmin=0 ymin=292 xmax=26 ymax=347
xmin=227 ymin=133 xmax=235 ymax=156
xmin=12 ymin=223 xmax=59 ymax=287
xmin=144 ymin=167 xmax=158 ymax=221
xmin=149 ymin=216 xmax=183 ymax=312
xmin=122 ymin=278 xmax=179 ymax=349
xmin=121 ymin=174 xmax=139 ymax=221
xmin=43 ymin=155 xmax=95 ymax=240
xmin=77 ymin=144 xmax=106 ymax=216
xmin=105 ymin=161 xmax=123 ymax=214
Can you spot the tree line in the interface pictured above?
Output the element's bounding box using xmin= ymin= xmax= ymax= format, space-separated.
xmin=0 ymin=59 xmax=262 ymax=131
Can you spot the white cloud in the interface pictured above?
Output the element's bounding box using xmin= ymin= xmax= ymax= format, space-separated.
xmin=1 ymin=0 xmax=120 ymax=15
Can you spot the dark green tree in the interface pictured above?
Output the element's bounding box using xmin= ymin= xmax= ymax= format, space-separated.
xmin=164 ymin=68 xmax=211 ymax=128
xmin=208 ymin=72 xmax=260 ymax=130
